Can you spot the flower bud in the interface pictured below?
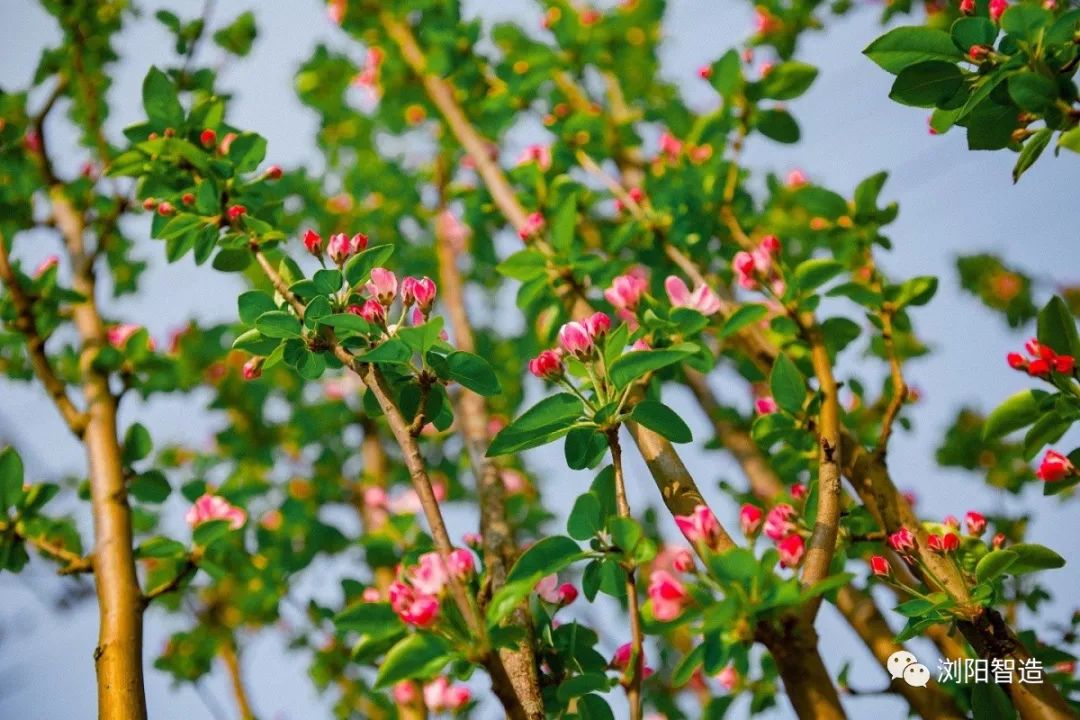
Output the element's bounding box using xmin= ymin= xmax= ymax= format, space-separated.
xmin=367 ymin=268 xmax=398 ymax=306
xmin=227 ymin=204 xmax=246 ymax=221
xmin=528 ymin=349 xmax=563 ymax=380
xmin=303 ymin=229 xmax=323 ymax=255
xmin=869 ymin=555 xmax=890 ymax=577
xmin=200 ymin=128 xmax=217 ymax=148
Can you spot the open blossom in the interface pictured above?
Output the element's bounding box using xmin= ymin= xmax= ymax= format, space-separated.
xmin=754 ymin=396 xmax=778 ymax=415
xmin=528 ymin=349 xmax=563 ymax=380
xmin=869 ymin=555 xmax=890 ymax=576
xmin=583 ymin=311 xmax=611 ymax=338
xmin=764 ymin=503 xmax=796 ymax=541
xmin=665 ymin=276 xmax=722 ymax=316
xmin=1036 ymin=450 xmax=1074 ymax=482
xmin=409 ymin=552 xmax=449 ymax=595
xmin=401 ymin=276 xmax=437 ymax=311
xmin=674 ymin=504 xmax=721 ymax=548
xmin=518 ymin=211 xmax=545 ymax=239
xmin=185 ymin=494 xmax=246 ymax=530
xmin=739 ymin=503 xmax=763 ymax=536
xmin=516 ymin=144 xmax=552 ymax=171
xmin=447 ymin=548 xmax=475 ymax=579
xmin=778 ymin=534 xmax=805 ymax=568
xmin=888 ymin=527 xmax=917 ymax=554
xmin=604 ymin=270 xmax=648 ymax=313
xmin=558 ymin=321 xmax=594 ymax=357
xmin=647 ymin=570 xmax=687 ymax=621
xmin=367 ymin=268 xmax=398 ymax=305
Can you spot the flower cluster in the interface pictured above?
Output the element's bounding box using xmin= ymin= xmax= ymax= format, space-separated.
xmin=185 ymin=494 xmax=247 ymax=530
xmin=392 ymin=677 xmax=471 ymax=713
xmin=1007 ymin=338 xmax=1075 ymax=377
xmin=387 ymin=549 xmax=475 ymax=627
xmin=739 ymin=501 xmax=806 ymax=568
xmin=527 ymin=312 xmax=612 ymax=380
xmin=732 ymin=235 xmax=785 ymax=294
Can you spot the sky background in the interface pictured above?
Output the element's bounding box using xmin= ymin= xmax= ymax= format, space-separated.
xmin=1 ymin=0 xmax=1078 ymax=718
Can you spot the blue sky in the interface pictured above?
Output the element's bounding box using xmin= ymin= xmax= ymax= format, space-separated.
xmin=1 ymin=1 xmax=1078 ymax=718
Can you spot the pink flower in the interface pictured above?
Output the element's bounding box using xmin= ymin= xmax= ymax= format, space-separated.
xmin=422 ymin=675 xmax=452 ymax=710
xmin=362 ymin=586 xmax=381 ymax=603
xmin=185 ymin=494 xmax=246 ymax=530
xmin=665 ymin=276 xmax=721 ymax=315
xmin=447 ymin=548 xmax=475 ymax=579
xmin=535 ymin=574 xmax=562 ymax=603
xmin=791 ymin=483 xmax=807 ymax=500
xmin=869 ymin=555 xmax=890 ymax=577
xmin=303 ymin=229 xmax=322 ymax=255
xmin=327 ymin=232 xmax=352 ymax=265
xmin=529 ymin=349 xmax=563 ymax=379
xmin=760 ymin=235 xmax=781 ymax=254
xmin=443 ymin=684 xmax=471 ymax=710
xmin=989 ymin=0 xmax=1007 ymax=22
xmin=658 ymin=131 xmax=682 ymax=160
xmin=960 ymin=0 xmax=975 ymax=12
xmin=501 ymin=469 xmax=527 ymax=494
xmin=363 ymin=486 xmax=388 ymax=508
xmin=778 ymin=534 xmax=805 ymax=568
xmin=519 ymin=211 xmax=545 ymax=239
xmin=437 ymin=209 xmax=471 ymax=252
xmin=888 ymin=527 xmax=917 ymax=554
xmin=1037 ymin=450 xmax=1074 ymax=482
xmin=739 ymin=503 xmax=763 ymax=537
xmin=462 ymin=532 xmax=482 ymax=547
xmin=516 ymin=144 xmax=552 ymax=171
xmin=674 ymin=504 xmax=721 ymax=549
xmin=402 ymin=276 xmax=437 ymax=312
xmin=393 ymin=681 xmax=418 ymax=705
xmin=33 ymin=255 xmax=59 ymax=277
xmin=764 ymin=503 xmax=796 ymax=542
xmin=965 ymin=511 xmax=987 ymax=536
xmin=611 ymin=642 xmax=633 ymax=669
xmin=409 ymin=552 xmax=449 ymax=595
xmin=389 ymin=581 xmax=440 ymax=627
xmin=647 ymin=570 xmax=688 ymax=621
xmin=107 ymin=323 xmax=143 ymax=349
xmin=785 ymin=169 xmax=808 ymax=188
xmin=358 ymin=298 xmax=386 ymax=326
xmin=754 ymin=396 xmax=778 ymax=415
xmin=366 ymin=268 xmax=397 ymax=305
xmin=584 ymin=311 xmax=611 ymax=339
xmin=604 ymin=271 xmax=648 ymax=312
xmin=716 ymin=665 xmax=739 ymax=692
xmin=558 ymin=321 xmax=594 ymax=357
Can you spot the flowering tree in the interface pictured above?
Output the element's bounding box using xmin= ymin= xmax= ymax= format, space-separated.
xmin=1 ymin=2 xmax=1078 ymax=720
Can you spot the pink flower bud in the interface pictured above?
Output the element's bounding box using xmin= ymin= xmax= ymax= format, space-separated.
xmin=754 ymin=396 xmax=778 ymax=415
xmin=992 ymin=532 xmax=1006 ymax=549
xmin=327 ymin=233 xmax=351 ymax=265
xmin=658 ymin=131 xmax=682 ymax=160
xmin=265 ymin=164 xmax=283 ymax=180
xmin=717 ymin=665 xmax=739 ymax=692
xmin=764 ymin=503 xmax=796 ymax=542
xmin=516 ymin=144 xmax=552 ymax=172
xmin=528 ymin=349 xmax=564 ymax=379
xmin=558 ymin=321 xmax=593 ymax=357
xmin=760 ymin=234 xmax=782 ymax=254
xmin=989 ymin=0 xmax=1007 ymax=22
xmin=674 ymin=504 xmax=721 ymax=548
xmin=402 ymin=276 xmax=437 ymax=312
xmin=888 ymin=527 xmax=917 ymax=554
xmin=33 ymin=255 xmax=59 ymax=277
xmin=393 ymin=681 xmax=418 ymax=705
xmin=185 ymin=494 xmax=246 ymax=530
xmin=778 ymin=534 xmax=805 ymax=568
xmin=557 ymin=583 xmax=579 ymax=604
xmin=604 ymin=272 xmax=648 ymax=312
xmin=303 ymin=229 xmax=322 ymax=255
xmin=362 ymin=587 xmax=381 ymax=603
xmin=518 ymin=211 xmax=545 ymax=239
xmin=785 ymin=169 xmax=808 ymax=187
xmin=647 ymin=569 xmax=688 ymax=621
xmin=869 ymin=555 xmax=890 ymax=577
xmin=242 ymin=357 xmax=263 ymax=380
xmin=358 ymin=298 xmax=386 ymax=326
xmin=107 ymin=323 xmax=143 ymax=349
xmin=410 ymin=552 xmax=450 ymax=595
xmin=739 ymin=503 xmax=763 ymax=536
xmin=584 ymin=311 xmax=611 ymax=338
xmin=960 ymin=0 xmax=975 ymax=12
xmin=1006 ymin=352 xmax=1026 ymax=369
xmin=965 ymin=511 xmax=987 ymax=536
xmin=367 ymin=267 xmax=398 ymax=305
xmin=671 ymin=547 xmax=695 ymax=573
xmin=157 ymin=201 xmax=175 ymax=216
xmin=1037 ymin=450 xmax=1074 ymax=482
xmin=447 ymin=548 xmax=475 ymax=579
xmin=611 ymin=642 xmax=633 ymax=669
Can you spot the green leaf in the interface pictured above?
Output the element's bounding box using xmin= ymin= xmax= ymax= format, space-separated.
xmin=567 ymin=492 xmax=604 ymax=540
xmin=769 ymin=354 xmax=806 ymax=414
xmin=487 ymin=394 xmax=584 ymax=457
xmin=231 ymin=328 xmax=279 ymax=355
xmin=142 ymin=66 xmax=184 ymax=128
xmin=122 ymin=423 xmax=153 ymax=464
xmin=129 ymin=471 xmax=171 ymax=504
xmin=137 ymin=536 xmax=187 ymax=559
xmin=864 ymin=26 xmax=963 ymax=74
xmin=255 ymin=310 xmax=302 ymax=339
xmin=564 ymin=427 xmax=607 ymax=470
xmin=343 ymin=244 xmax=395 ymax=288
xmin=1059 ymin=126 xmax=1080 ymax=154
xmin=794 ymin=259 xmax=845 ymax=292
xmin=551 ymin=194 xmax=577 ymax=251
xmin=1007 ymin=72 xmax=1057 ymax=113
xmin=673 ymin=645 xmax=706 ymax=687
xmin=1007 ymin=543 xmax=1065 ymax=575
xmin=758 ymin=61 xmax=818 ymax=101
xmin=334 ymin=602 xmax=402 ymax=634
xmin=951 ymin=17 xmax=998 ymax=51
xmin=972 ymin=683 xmax=1018 ymax=720
xmin=506 ymin=535 xmax=583 ymax=584
xmin=982 ymin=389 xmax=1046 ymax=440
xmin=1012 ymin=128 xmax=1053 ymax=183
xmin=755 ymin=109 xmax=800 ymax=144
xmin=1001 ymin=4 xmax=1053 ymax=41
xmin=313 ymin=268 xmax=343 ymax=295
xmin=630 ymin=400 xmax=693 ymax=443
xmin=0 ymin=447 xmax=25 ymax=512
xmin=193 ymin=519 xmax=234 ymax=546
xmin=354 ymin=338 xmax=412 ymax=365
xmin=578 ymin=694 xmax=616 ymax=720
xmin=374 ymin=633 xmax=451 ymax=689
xmin=556 ymin=673 xmax=610 ymax=702
xmin=889 ymin=61 xmax=963 ymax=108
xmin=608 ymin=346 xmax=694 ymax=389
xmin=975 ymin=549 xmax=1018 ymax=584
xmin=496 ymin=249 xmax=547 ymax=281
xmin=318 ymin=313 xmax=372 ymax=334
xmin=719 ymin=304 xmax=767 ymax=339
xmin=794 ymin=187 xmax=849 ymax=219
xmin=893 ymin=276 xmax=939 ymax=309
xmin=1036 ymin=296 xmax=1080 ymax=359
xmin=211 ymin=249 xmax=250 ymax=272
xmin=446 ymin=351 xmax=500 ymax=396
xmin=212 ymin=11 xmax=257 ymax=56
xmin=238 ymin=291 xmax=277 ymax=325
xmin=708 ymin=49 xmax=743 ymax=98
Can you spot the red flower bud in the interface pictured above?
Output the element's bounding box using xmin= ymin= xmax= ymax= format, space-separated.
xmin=265 ymin=164 xmax=283 ymax=180
xmin=303 ymin=229 xmax=323 ymax=255
xmin=227 ymin=205 xmax=247 ymax=221
xmin=942 ymin=532 xmax=959 ymax=552
xmin=200 ymin=128 xmax=217 ymax=148
xmin=528 ymin=349 xmax=563 ymax=380
xmin=1006 ymin=352 xmax=1026 ymax=369
xmin=869 ymin=555 xmax=890 ymax=577
xmin=965 ymin=511 xmax=987 ymax=536
xmin=181 ymin=192 xmax=195 ymax=206
xmin=157 ymin=201 xmax=175 ymax=216
xmin=142 ymin=197 xmax=158 ymax=211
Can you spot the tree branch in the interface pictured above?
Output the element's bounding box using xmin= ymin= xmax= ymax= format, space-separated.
xmin=608 ymin=428 xmax=643 ymax=720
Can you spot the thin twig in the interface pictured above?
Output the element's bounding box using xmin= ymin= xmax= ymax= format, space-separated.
xmin=875 ymin=307 xmax=907 ymax=456
xmin=607 ymin=428 xmax=643 ymax=720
